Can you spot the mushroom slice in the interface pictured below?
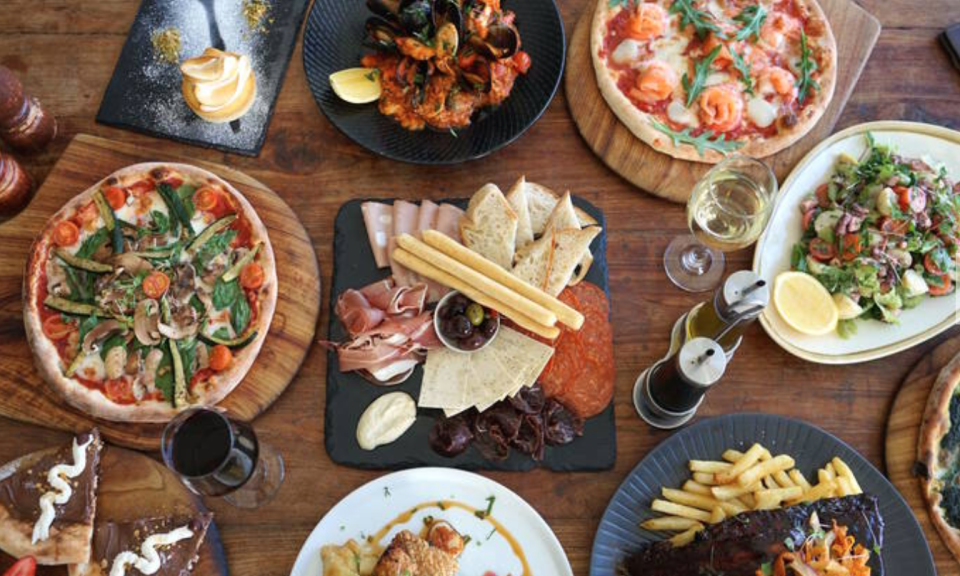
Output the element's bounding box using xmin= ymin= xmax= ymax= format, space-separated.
xmin=111 ymin=252 xmax=154 ymax=276
xmin=134 ymin=299 xmax=162 ymax=346
xmin=82 ymin=319 xmax=127 ymax=353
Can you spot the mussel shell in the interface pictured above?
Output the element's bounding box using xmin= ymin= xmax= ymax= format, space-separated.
xmin=398 ymin=0 xmax=433 ymax=34
xmin=410 ymin=60 xmax=433 ymax=107
xmin=432 ymin=0 xmax=463 ymax=36
xmin=460 ymin=58 xmax=492 ymax=93
xmin=470 ymin=22 xmax=520 ymax=60
xmin=364 ymin=17 xmax=402 ymax=52
xmin=366 ymin=0 xmax=401 ymax=20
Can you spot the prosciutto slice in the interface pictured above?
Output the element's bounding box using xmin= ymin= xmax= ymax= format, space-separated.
xmin=361 ymin=202 xmax=393 ymax=269
xmin=330 ymin=278 xmax=440 ymax=384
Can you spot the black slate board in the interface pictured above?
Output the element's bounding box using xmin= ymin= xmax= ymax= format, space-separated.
xmin=326 ymin=197 xmax=616 ymax=471
xmin=96 ymin=0 xmax=309 ymax=156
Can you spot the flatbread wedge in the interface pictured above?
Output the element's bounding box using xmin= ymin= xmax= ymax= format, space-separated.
xmin=459 ymin=183 xmax=518 ymax=269
xmin=0 ymin=430 xmax=102 ymax=565
xmin=918 ymin=352 xmax=960 ymax=564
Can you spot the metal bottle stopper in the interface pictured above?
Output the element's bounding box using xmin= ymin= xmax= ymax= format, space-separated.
xmin=634 ymin=337 xmax=727 ymax=430
xmin=713 ymin=271 xmax=770 ymax=345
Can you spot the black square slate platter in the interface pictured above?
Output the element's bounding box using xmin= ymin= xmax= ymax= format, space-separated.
xmin=96 ymin=0 xmax=309 ymax=156
xmin=326 ymin=196 xmax=616 ymax=472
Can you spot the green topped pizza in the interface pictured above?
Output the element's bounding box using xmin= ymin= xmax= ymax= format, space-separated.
xmin=23 ymin=163 xmax=277 ymax=422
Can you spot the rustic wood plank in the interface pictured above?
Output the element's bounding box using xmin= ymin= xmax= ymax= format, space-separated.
xmin=0 ymin=0 xmax=956 ymax=574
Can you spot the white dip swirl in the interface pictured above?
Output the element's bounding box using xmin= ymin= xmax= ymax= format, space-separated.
xmin=108 ymin=526 xmax=194 ymax=576
xmin=31 ymin=435 xmax=93 ymax=544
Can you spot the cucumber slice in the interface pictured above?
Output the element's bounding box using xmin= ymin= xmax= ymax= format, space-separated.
xmin=222 ymin=243 xmax=261 ymax=282
xmin=185 ymin=215 xmax=237 ymax=256
xmin=55 ymin=249 xmax=113 ymax=273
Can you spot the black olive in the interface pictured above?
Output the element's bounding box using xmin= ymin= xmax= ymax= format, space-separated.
xmin=450 ymin=315 xmax=473 ymax=338
xmin=459 ymin=332 xmax=487 ymax=350
xmin=480 ymin=318 xmax=498 ymax=338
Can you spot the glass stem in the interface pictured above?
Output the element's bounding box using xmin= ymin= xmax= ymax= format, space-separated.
xmin=679 ymin=240 xmax=713 ymax=276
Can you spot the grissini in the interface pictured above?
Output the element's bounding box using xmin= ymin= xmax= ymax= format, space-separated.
xmin=392 ymin=248 xmax=560 ymax=340
xmin=395 ymin=233 xmax=557 ymax=327
xmin=421 ymin=229 xmax=584 ymax=330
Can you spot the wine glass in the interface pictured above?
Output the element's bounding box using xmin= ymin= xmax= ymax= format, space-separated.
xmin=664 ymin=155 xmax=778 ymax=292
xmin=161 ymin=407 xmax=285 ymax=509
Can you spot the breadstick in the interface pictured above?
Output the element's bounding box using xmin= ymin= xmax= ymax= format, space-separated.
xmin=421 ymin=229 xmax=584 ymax=330
xmin=392 ymin=248 xmax=560 ymax=340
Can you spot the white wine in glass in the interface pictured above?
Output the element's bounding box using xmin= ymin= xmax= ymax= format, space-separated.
xmin=665 ymin=156 xmax=777 ymax=292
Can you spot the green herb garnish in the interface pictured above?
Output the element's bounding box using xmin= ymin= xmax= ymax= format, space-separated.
xmin=669 ymin=0 xmax=725 ymax=40
xmin=733 ymin=5 xmax=767 ymax=42
xmin=796 ymin=30 xmax=820 ymax=103
xmin=650 ymin=120 xmax=744 ymax=157
xmin=474 ymin=496 xmax=496 ymax=519
xmin=729 ymin=47 xmax=754 ymax=95
xmin=682 ymin=45 xmax=723 ymax=107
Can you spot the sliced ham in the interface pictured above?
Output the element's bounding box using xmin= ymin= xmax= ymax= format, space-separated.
xmin=361 ymin=202 xmax=393 ymax=269
xmin=435 ymin=203 xmax=465 ymax=240
xmin=389 ymin=200 xmax=421 ymax=287
xmin=416 ymin=200 xmax=440 ymax=238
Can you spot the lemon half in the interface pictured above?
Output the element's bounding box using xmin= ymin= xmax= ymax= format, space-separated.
xmin=773 ymin=271 xmax=839 ymax=336
xmin=330 ymin=68 xmax=382 ymax=104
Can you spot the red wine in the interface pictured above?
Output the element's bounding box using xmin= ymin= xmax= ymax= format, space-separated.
xmin=166 ymin=409 xmax=260 ymax=497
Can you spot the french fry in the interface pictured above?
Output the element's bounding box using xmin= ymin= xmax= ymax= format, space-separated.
xmin=737 ymin=455 xmax=796 ymax=487
xmin=651 ymin=499 xmax=712 ymax=523
xmin=836 ymin=476 xmax=853 ymax=497
xmin=692 ymin=472 xmax=718 ymax=485
xmin=832 ymin=458 xmax=863 ymax=495
xmin=789 ymin=469 xmax=812 ymax=492
xmin=662 ymin=488 xmax=720 ymax=512
xmin=682 ymin=480 xmax=713 ymax=496
xmin=723 ymin=447 xmax=773 ymax=462
xmin=794 ymin=480 xmax=837 ymax=504
xmin=756 ymin=486 xmax=803 ymax=508
xmin=715 ymin=444 xmax=765 ymax=484
xmin=709 ymin=506 xmax=726 ymax=524
xmin=763 ymin=476 xmax=780 ymax=490
xmin=818 ymin=466 xmax=835 ymax=484
xmin=753 ymin=491 xmax=783 ymax=510
xmin=640 ymin=516 xmax=702 ymax=532
xmin=739 ymin=493 xmax=756 ymax=508
xmin=711 ymin=482 xmax=762 ymax=501
xmin=773 ymin=470 xmax=794 ymax=488
xmin=669 ymin=524 xmax=704 ymax=548
xmin=689 ymin=460 xmax=733 ymax=474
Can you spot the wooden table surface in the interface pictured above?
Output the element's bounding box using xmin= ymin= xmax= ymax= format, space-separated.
xmin=2 ymin=1 xmax=960 ymax=574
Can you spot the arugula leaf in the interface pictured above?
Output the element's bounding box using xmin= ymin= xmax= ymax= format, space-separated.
xmin=682 ymin=45 xmax=723 ymax=107
xmin=729 ymin=47 xmax=754 ymax=95
xmin=733 ymin=4 xmax=766 ymax=42
xmin=193 ymin=229 xmax=237 ymax=270
xmin=212 ymin=277 xmax=243 ymax=310
xmin=650 ymin=119 xmax=744 ymax=157
xmin=791 ymin=244 xmax=809 ymax=272
xmin=796 ymin=30 xmax=820 ymax=103
xmin=76 ymin=228 xmax=110 ymax=260
xmin=231 ymin=296 xmax=251 ymax=335
xmin=668 ymin=0 xmax=725 ymax=40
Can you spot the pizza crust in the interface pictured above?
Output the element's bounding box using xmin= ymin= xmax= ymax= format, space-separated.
xmin=917 ymin=351 xmax=960 ymax=564
xmin=23 ymin=163 xmax=278 ymax=423
xmin=590 ymin=0 xmax=838 ymax=164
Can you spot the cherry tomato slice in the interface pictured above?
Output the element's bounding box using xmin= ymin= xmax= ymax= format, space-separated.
xmin=841 ymin=233 xmax=863 ymax=261
xmin=809 ymin=237 xmax=836 ymax=262
xmin=3 ymin=556 xmax=37 ymax=576
xmin=161 ymin=177 xmax=184 ymax=189
xmin=76 ymin=202 xmax=100 ymax=226
xmin=193 ymin=187 xmax=221 ymax=212
xmin=103 ymin=186 xmax=127 ymax=211
xmin=513 ymin=51 xmax=532 ymax=74
xmin=127 ymin=179 xmax=156 ymax=195
xmin=928 ymin=273 xmax=954 ymax=296
xmin=53 ymin=221 xmax=80 ymax=247
xmin=802 ymin=209 xmax=817 ymax=232
xmin=209 ymin=344 xmax=233 ymax=372
xmin=925 ymin=252 xmax=945 ymax=275
xmin=142 ymin=271 xmax=171 ymax=299
xmin=42 ymin=315 xmax=75 ymax=340
xmin=240 ymin=262 xmax=265 ymax=290
xmin=104 ymin=378 xmax=136 ymax=404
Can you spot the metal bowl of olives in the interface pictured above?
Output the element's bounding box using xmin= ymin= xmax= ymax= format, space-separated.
xmin=433 ymin=291 xmax=501 ymax=353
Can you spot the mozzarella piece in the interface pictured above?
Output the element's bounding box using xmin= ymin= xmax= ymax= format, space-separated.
xmin=32 ymin=436 xmax=94 ymax=543
xmin=649 ymin=34 xmax=689 ymax=75
xmin=747 ymin=97 xmax=779 ymax=128
xmin=903 ymin=269 xmax=929 ymax=297
xmin=73 ymin=352 xmax=106 ymax=382
xmin=612 ymin=39 xmax=644 ymax=66
xmin=704 ymin=72 xmax=732 ymax=87
xmin=667 ymin=99 xmax=699 ymax=127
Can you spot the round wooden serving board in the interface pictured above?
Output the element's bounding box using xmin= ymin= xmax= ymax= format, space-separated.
xmin=886 ymin=337 xmax=960 ymax=576
xmin=0 ymin=134 xmax=321 ymax=450
xmin=565 ymin=0 xmax=881 ymax=203
xmin=0 ymin=445 xmax=228 ymax=576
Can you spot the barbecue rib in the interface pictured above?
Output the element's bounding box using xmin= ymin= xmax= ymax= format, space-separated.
xmin=621 ymin=495 xmax=884 ymax=576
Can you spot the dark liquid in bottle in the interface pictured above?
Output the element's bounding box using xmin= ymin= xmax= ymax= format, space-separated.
xmin=649 ymin=359 xmax=706 ymax=414
xmin=171 ymin=410 xmax=259 ymax=497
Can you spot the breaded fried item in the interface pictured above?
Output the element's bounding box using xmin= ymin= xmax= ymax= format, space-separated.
xmin=321 ymin=540 xmax=379 ymax=576
xmin=373 ymin=530 xmax=459 ymax=576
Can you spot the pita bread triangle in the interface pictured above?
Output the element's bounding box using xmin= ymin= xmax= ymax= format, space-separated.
xmin=0 ymin=429 xmax=102 ymax=565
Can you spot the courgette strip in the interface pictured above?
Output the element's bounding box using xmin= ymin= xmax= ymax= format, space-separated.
xmin=185 ymin=215 xmax=237 ymax=256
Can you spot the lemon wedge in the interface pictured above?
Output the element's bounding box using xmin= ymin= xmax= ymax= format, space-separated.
xmin=773 ymin=271 xmax=839 ymax=336
xmin=330 ymin=68 xmax=382 ymax=104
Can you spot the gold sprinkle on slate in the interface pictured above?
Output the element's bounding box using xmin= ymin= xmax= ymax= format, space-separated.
xmin=151 ymin=27 xmax=182 ymax=64
xmin=243 ymin=0 xmax=272 ymax=33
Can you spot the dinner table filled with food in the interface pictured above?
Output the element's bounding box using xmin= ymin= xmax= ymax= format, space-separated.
xmin=0 ymin=0 xmax=959 ymax=575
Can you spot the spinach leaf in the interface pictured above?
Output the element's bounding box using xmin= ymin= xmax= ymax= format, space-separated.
xmin=213 ymin=326 xmax=232 ymax=339
xmin=150 ymin=210 xmax=170 ymax=235
xmin=231 ymin=296 xmax=251 ymax=335
xmin=178 ymin=338 xmax=199 ymax=384
xmin=77 ymin=315 xmax=101 ymax=345
xmin=212 ymin=277 xmax=243 ymax=310
xmin=176 ymin=185 xmax=197 ymax=219
xmin=76 ymin=228 xmax=110 ymax=260
xmin=194 ymin=229 xmax=237 ymax=270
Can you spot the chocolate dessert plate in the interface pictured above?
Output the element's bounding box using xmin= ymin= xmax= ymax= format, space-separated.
xmin=589 ymin=413 xmax=934 ymax=576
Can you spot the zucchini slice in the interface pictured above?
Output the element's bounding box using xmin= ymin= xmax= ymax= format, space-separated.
xmin=93 ymin=191 xmax=116 ymax=231
xmin=222 ymin=243 xmax=261 ymax=282
xmin=200 ymin=328 xmax=258 ymax=349
xmin=54 ymin=249 xmax=113 ymax=273
xmin=44 ymin=296 xmax=104 ymax=317
xmin=158 ymin=184 xmax=193 ymax=232
xmin=185 ymin=215 xmax=237 ymax=256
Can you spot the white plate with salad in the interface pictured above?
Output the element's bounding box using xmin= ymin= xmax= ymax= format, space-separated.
xmin=754 ymin=121 xmax=960 ymax=364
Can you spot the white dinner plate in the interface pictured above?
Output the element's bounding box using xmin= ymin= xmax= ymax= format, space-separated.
xmin=290 ymin=467 xmax=573 ymax=576
xmin=754 ymin=121 xmax=960 ymax=364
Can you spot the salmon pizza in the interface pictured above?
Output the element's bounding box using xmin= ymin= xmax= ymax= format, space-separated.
xmin=591 ymin=0 xmax=837 ymax=163
xmin=23 ymin=163 xmax=277 ymax=422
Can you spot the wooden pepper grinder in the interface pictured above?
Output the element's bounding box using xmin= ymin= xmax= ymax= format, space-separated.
xmin=0 ymin=150 xmax=33 ymax=216
xmin=0 ymin=66 xmax=57 ymax=153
